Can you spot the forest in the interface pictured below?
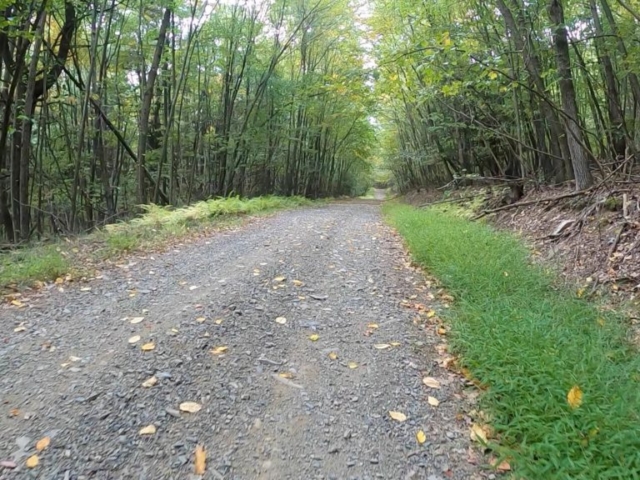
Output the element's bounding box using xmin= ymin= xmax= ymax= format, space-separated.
xmin=1 ymin=0 xmax=639 ymax=243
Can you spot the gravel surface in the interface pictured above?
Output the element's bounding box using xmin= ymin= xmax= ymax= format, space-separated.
xmin=0 ymin=204 xmax=482 ymax=479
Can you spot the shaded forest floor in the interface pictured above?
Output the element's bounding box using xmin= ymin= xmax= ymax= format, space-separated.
xmin=405 ymin=184 xmax=640 ymax=314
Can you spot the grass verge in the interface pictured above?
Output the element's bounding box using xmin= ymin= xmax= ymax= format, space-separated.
xmin=384 ymin=202 xmax=640 ymax=479
xmin=1 ymin=196 xmax=312 ymax=289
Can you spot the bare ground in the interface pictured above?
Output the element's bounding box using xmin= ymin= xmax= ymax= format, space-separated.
xmin=0 ymin=204 xmax=483 ymax=480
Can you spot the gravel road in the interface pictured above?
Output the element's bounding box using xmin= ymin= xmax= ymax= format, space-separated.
xmin=0 ymin=204 xmax=481 ymax=480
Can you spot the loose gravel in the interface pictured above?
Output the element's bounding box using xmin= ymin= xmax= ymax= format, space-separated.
xmin=0 ymin=204 xmax=482 ymax=479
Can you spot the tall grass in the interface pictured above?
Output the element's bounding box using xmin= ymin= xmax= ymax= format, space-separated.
xmin=1 ymin=196 xmax=312 ymax=288
xmin=385 ymin=203 xmax=640 ymax=479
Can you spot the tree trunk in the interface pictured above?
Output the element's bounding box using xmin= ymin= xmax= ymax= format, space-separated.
xmin=548 ymin=0 xmax=594 ymax=190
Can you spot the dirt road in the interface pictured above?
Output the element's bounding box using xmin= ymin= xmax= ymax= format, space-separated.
xmin=0 ymin=204 xmax=478 ymax=479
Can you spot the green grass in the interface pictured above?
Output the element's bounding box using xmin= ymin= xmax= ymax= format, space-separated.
xmin=384 ymin=203 xmax=640 ymax=479
xmin=1 ymin=196 xmax=313 ymax=288
xmin=0 ymin=244 xmax=69 ymax=287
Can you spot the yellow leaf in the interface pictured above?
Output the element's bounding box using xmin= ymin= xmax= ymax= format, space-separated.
xmin=128 ymin=335 xmax=141 ymax=344
xmin=567 ymin=385 xmax=583 ymax=409
xmin=275 ymin=317 xmax=287 ymax=325
xmin=374 ymin=344 xmax=391 ymax=350
xmin=214 ymin=318 xmax=223 ymax=325
xmin=194 ymin=445 xmax=206 ymax=475
xmin=211 ymin=346 xmax=228 ymax=355
xmin=130 ymin=317 xmax=144 ymax=324
xmin=328 ymin=352 xmax=338 ymax=360
xmin=141 ymin=342 xmax=155 ymax=351
xmin=10 ymin=300 xmax=24 ymax=307
xmin=13 ymin=326 xmax=26 ymax=333
xmin=390 ymin=341 xmax=401 ymax=347
xmin=423 ymin=377 xmax=441 ymax=389
xmin=426 ymin=310 xmax=436 ymax=318
xmin=142 ymin=376 xmax=158 ymax=388
xmin=470 ymin=424 xmax=488 ymax=444
xmin=416 ymin=430 xmax=426 ymax=444
xmin=488 ymin=71 xmax=498 ymax=80
xmin=273 ymin=276 xmax=286 ymax=282
xmin=389 ymin=411 xmax=407 ymax=422
xmin=367 ymin=323 xmax=379 ymax=329
xmin=25 ymin=455 xmax=39 ymax=468
xmin=293 ymin=280 xmax=304 ymax=286
xmin=428 ymin=396 xmax=440 ymax=407
xmin=180 ymin=402 xmax=202 ymax=413
xmin=35 ymin=437 xmax=50 ymax=451
xmin=196 ymin=317 xmax=206 ymax=323
xmin=348 ymin=361 xmax=358 ymax=369
xmin=577 ymin=288 xmax=585 ymax=298
xmin=279 ymin=372 xmax=294 ymax=379
xmin=139 ymin=424 xmax=157 ymax=435
xmin=308 ymin=334 xmax=319 ymax=341
xmin=597 ymin=318 xmax=605 ymax=327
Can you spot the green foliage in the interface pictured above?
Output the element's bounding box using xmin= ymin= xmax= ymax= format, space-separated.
xmin=385 ymin=203 xmax=640 ymax=479
xmin=0 ymin=246 xmax=69 ymax=287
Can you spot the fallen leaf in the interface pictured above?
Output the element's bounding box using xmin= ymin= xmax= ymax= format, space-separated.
xmin=427 ymin=310 xmax=436 ymax=318
xmin=428 ymin=396 xmax=440 ymax=407
xmin=141 ymin=342 xmax=155 ymax=351
xmin=189 ymin=285 xmax=198 ymax=291
xmin=80 ymin=287 xmax=91 ymax=292
xmin=374 ymin=344 xmax=391 ymax=350
xmin=69 ymin=356 xmax=81 ymax=362
xmin=25 ymin=455 xmax=39 ymax=468
xmin=194 ymin=445 xmax=206 ymax=474
xmin=142 ymin=376 xmax=158 ymax=388
xmin=35 ymin=437 xmax=50 ymax=451
xmin=273 ymin=276 xmax=286 ymax=282
xmin=308 ymin=334 xmax=319 ymax=341
xmin=423 ymin=377 xmax=441 ymax=389
xmin=10 ymin=300 xmax=24 ymax=307
xmin=139 ymin=424 xmax=157 ymax=435
xmin=437 ymin=326 xmax=447 ymax=335
xmin=567 ymin=385 xmax=583 ymax=409
xmin=347 ymin=361 xmax=358 ymax=369
xmin=9 ymin=408 xmax=20 ymax=417
xmin=180 ymin=402 xmax=202 ymax=413
xmin=416 ymin=430 xmax=426 ymax=444
xmin=214 ymin=318 xmax=223 ymax=325
xmin=470 ymin=424 xmax=488 ymax=444
xmin=128 ymin=335 xmax=141 ymax=344
xmin=597 ymin=318 xmax=605 ymax=327
xmin=275 ymin=317 xmax=287 ymax=325
xmin=390 ymin=341 xmax=401 ymax=347
xmin=389 ymin=411 xmax=407 ymax=422
xmin=490 ymin=457 xmax=511 ymax=471
xmin=367 ymin=323 xmax=379 ymax=329
xmin=13 ymin=326 xmax=26 ymax=333
xmin=279 ymin=372 xmax=294 ymax=379
xmin=292 ymin=280 xmax=304 ymax=286
xmin=328 ymin=352 xmax=338 ymax=360
xmin=196 ymin=317 xmax=206 ymax=323
xmin=211 ymin=346 xmax=228 ymax=355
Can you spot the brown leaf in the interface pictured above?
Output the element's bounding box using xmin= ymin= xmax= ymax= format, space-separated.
xmin=139 ymin=424 xmax=157 ymax=435
xmin=422 ymin=377 xmax=442 ymax=389
xmin=194 ymin=445 xmax=206 ymax=475
xmin=389 ymin=411 xmax=407 ymax=422
xmin=179 ymin=402 xmax=202 ymax=413
xmin=35 ymin=437 xmax=50 ymax=451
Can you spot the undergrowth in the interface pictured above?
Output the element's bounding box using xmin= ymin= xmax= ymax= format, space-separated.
xmin=1 ymin=196 xmax=312 ymax=288
xmin=384 ymin=202 xmax=640 ymax=479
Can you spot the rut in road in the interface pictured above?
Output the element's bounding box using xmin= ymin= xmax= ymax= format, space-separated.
xmin=0 ymin=204 xmax=480 ymax=480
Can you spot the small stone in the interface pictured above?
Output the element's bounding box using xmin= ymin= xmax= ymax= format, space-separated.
xmin=370 ymin=458 xmax=379 ymax=464
xmin=346 ymin=460 xmax=356 ymax=467
xmin=165 ymin=408 xmax=181 ymax=418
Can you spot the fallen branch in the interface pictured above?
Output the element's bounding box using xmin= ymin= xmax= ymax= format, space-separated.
xmin=419 ymin=194 xmax=485 ymax=208
xmin=471 ymin=187 xmax=597 ymax=220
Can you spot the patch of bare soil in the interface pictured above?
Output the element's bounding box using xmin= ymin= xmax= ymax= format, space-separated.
xmin=406 ymin=184 xmax=640 ymax=309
